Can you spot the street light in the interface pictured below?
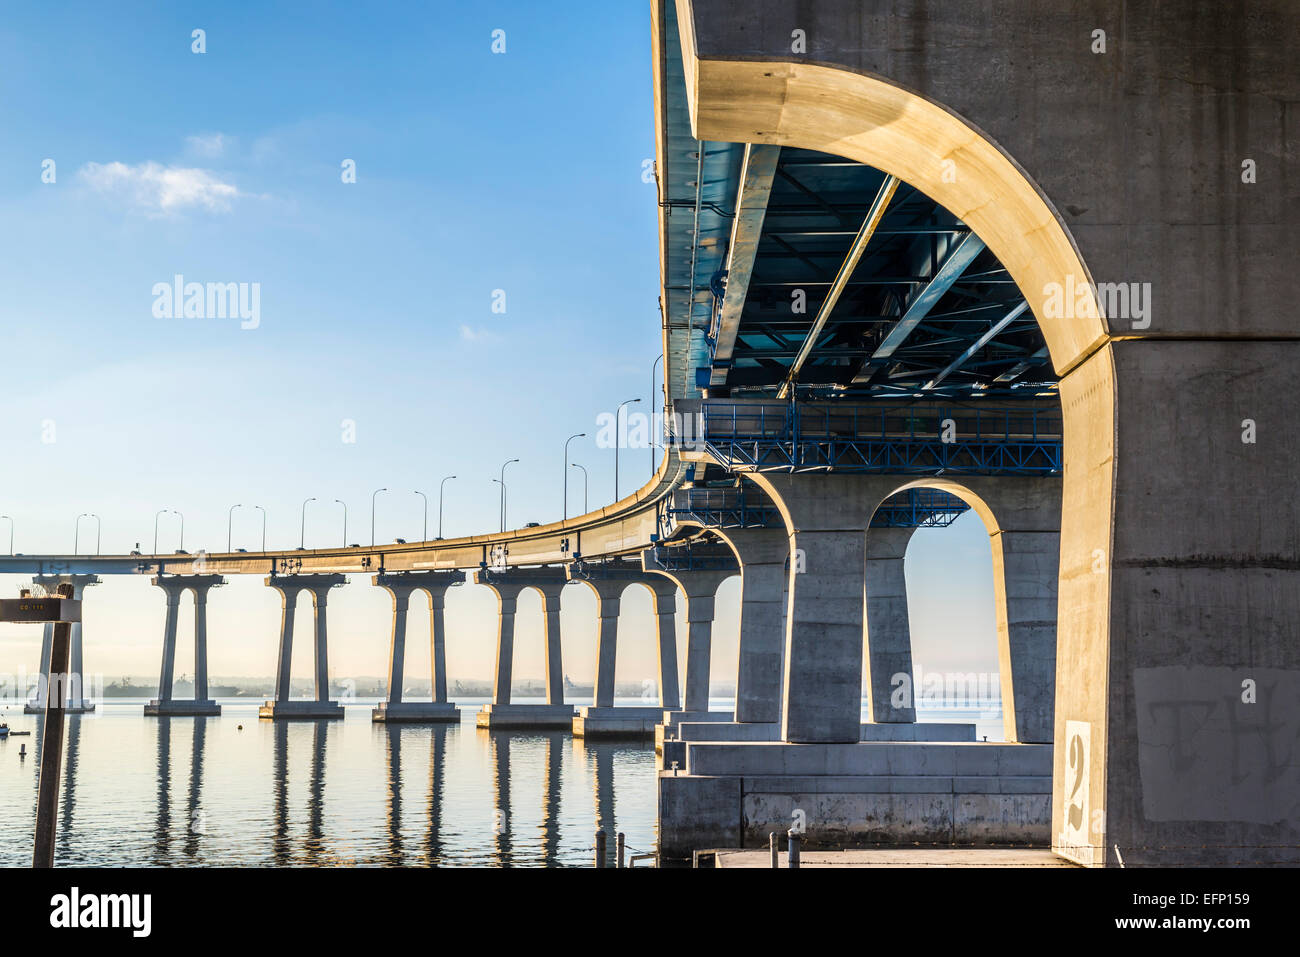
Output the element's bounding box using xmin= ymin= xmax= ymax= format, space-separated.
xmin=438 ymin=475 xmax=456 ymax=540
xmin=0 ymin=515 xmax=11 ymax=555
xmin=153 ymin=509 xmax=176 ymax=555
xmin=253 ymin=506 xmax=266 ymax=552
xmin=227 ymin=504 xmax=243 ymax=553
xmin=82 ymin=513 xmax=101 ymax=555
xmin=492 ymin=478 xmax=506 ymax=532
xmin=498 ymin=459 xmax=519 ymax=532
xmin=300 ymin=497 xmax=316 ymax=549
xmin=571 ymin=463 xmax=588 ymax=514
xmin=175 ymin=510 xmax=185 ymax=552
xmin=414 ymin=490 xmax=428 ymax=542
xmin=371 ymin=488 xmax=388 ymax=547
xmin=334 ymin=499 xmax=348 ymax=547
xmin=563 ymin=433 xmax=585 ymax=520
xmin=651 ymin=353 xmax=663 ymax=477
xmin=615 ymin=398 xmax=641 ymax=501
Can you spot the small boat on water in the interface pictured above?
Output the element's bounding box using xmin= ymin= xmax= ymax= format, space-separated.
xmin=0 ymin=723 xmax=8 ymax=738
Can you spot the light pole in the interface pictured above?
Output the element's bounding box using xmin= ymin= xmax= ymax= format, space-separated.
xmin=74 ymin=514 xmax=84 ymax=554
xmin=615 ymin=398 xmax=641 ymax=501
xmin=571 ymin=463 xmax=588 ymax=514
xmin=254 ymin=506 xmax=266 ymax=552
xmin=563 ymin=433 xmax=585 ymax=520
xmin=652 ymin=353 xmax=663 ymax=477
xmin=300 ymin=497 xmax=316 ymax=549
xmin=335 ymin=499 xmax=348 ymax=547
xmin=153 ymin=508 xmax=174 ymax=555
xmin=0 ymin=515 xmax=11 ymax=555
xmin=492 ymin=478 xmax=506 ymax=532
xmin=438 ymin=475 xmax=456 ymax=540
xmin=498 ymin=459 xmax=519 ymax=532
xmin=227 ymin=504 xmax=243 ymax=552
xmin=86 ymin=513 xmax=101 ymax=555
xmin=371 ymin=488 xmax=388 ymax=547
xmin=414 ymin=490 xmax=427 ymax=542
xmin=175 ymin=510 xmax=184 ymax=552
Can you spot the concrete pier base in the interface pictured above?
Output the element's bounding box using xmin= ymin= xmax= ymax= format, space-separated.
xmin=659 ymin=720 xmax=979 ymax=768
xmin=25 ymin=701 xmax=95 ymax=715
xmin=145 ymin=698 xmax=221 ymax=717
xmin=657 ymin=741 xmax=1051 ymax=862
xmin=476 ymin=703 xmax=575 ymax=729
xmin=573 ymin=705 xmax=665 ymax=738
xmin=372 ymin=701 xmax=461 ymax=723
xmin=259 ymin=699 xmax=345 ymax=720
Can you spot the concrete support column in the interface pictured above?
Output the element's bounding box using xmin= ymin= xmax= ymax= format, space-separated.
xmin=272 ymin=584 xmax=299 ymax=704
xmin=32 ymin=623 xmax=53 ymax=708
xmin=192 ymin=586 xmax=212 ymax=702
xmin=746 ymin=474 xmax=902 ymax=743
xmin=718 ymin=525 xmax=789 ymax=723
xmin=492 ymin=592 xmax=520 ymax=705
xmin=261 ymin=574 xmax=346 ymax=720
xmin=372 ymin=571 xmax=462 ymax=724
xmin=147 ymin=574 xmax=224 ymax=717
xmin=993 ymin=529 xmax=1059 ymax=744
xmin=157 ymin=586 xmax=182 ymax=703
xmin=593 ymin=591 xmax=621 ymax=709
xmin=912 ymin=476 xmax=1061 ymax=744
xmin=384 ymin=587 xmax=413 ymax=705
xmin=538 ymin=586 xmax=565 ymax=706
xmin=309 ymin=587 xmax=332 ymax=702
xmin=650 ymin=586 xmax=681 ymax=709
xmin=28 ymin=574 xmax=100 ymax=712
xmin=864 ymin=526 xmax=919 ymax=724
xmin=429 ymin=591 xmax=449 ymax=703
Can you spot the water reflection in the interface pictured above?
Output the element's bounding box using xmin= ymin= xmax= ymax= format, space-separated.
xmin=1 ymin=703 xmax=661 ymax=867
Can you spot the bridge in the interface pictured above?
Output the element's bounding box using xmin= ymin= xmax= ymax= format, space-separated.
xmin=8 ymin=0 xmax=1297 ymax=868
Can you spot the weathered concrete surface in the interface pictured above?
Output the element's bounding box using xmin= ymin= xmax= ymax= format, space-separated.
xmin=673 ymin=721 xmax=977 ymax=744
xmin=671 ymin=0 xmax=1300 ymax=864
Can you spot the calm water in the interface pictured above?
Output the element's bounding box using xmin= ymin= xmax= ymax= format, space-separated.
xmin=0 ymin=697 xmax=1002 ymax=867
xmin=0 ymin=697 xmax=660 ymax=867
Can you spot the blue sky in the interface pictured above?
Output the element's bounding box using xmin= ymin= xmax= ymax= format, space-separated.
xmin=0 ymin=1 xmax=1000 ymax=691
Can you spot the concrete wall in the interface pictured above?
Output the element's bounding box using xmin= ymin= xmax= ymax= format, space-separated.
xmin=674 ymin=0 xmax=1300 ymax=864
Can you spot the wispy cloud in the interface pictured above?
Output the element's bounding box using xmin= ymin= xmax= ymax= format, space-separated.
xmin=184 ymin=132 xmax=228 ymax=158
xmin=78 ymin=161 xmax=242 ymax=214
xmin=459 ymin=324 xmax=499 ymax=343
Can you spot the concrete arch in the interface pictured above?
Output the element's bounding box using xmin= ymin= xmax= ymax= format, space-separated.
xmin=679 ymin=16 xmax=1128 ymax=861
xmin=673 ymin=36 xmax=1107 ymax=370
xmin=865 ymin=477 xmax=1060 ymax=744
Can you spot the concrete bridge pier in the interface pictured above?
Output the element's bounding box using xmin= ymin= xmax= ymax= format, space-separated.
xmin=657 ymin=473 xmax=1051 ymax=858
xmin=144 ymin=574 xmax=225 ymax=716
xmin=259 ymin=574 xmax=346 ymax=720
xmin=371 ymin=571 xmax=462 ymax=723
xmin=473 ymin=567 xmax=575 ymax=729
xmin=25 ymin=574 xmax=100 ymax=714
xmin=568 ymin=562 xmax=681 ymax=737
xmin=642 ymin=548 xmax=737 ymax=719
xmin=864 ymin=526 xmax=920 ymax=724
